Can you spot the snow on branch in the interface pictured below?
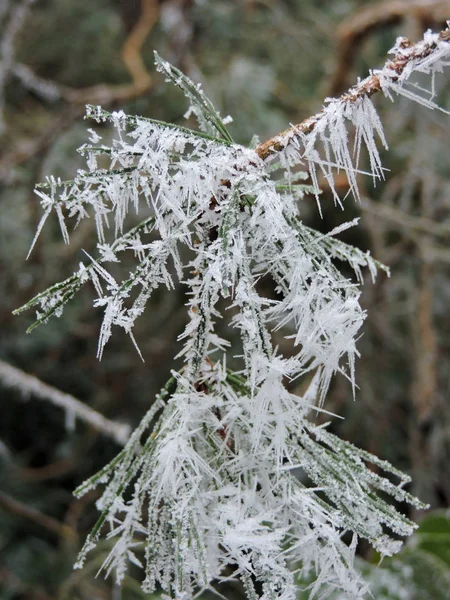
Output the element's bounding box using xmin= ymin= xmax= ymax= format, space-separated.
xmin=0 ymin=359 xmax=130 ymax=444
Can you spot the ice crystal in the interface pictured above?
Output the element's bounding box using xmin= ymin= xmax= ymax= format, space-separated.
xmin=14 ymin=26 xmax=450 ymax=600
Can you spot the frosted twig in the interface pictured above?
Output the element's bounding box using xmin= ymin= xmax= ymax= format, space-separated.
xmin=327 ymin=0 xmax=450 ymax=95
xmin=0 ymin=360 xmax=130 ymax=445
xmin=255 ymin=25 xmax=450 ymax=207
xmin=256 ymin=27 xmax=450 ymax=161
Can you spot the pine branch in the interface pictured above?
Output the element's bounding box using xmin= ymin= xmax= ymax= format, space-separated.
xmin=11 ymin=25 xmax=450 ymax=600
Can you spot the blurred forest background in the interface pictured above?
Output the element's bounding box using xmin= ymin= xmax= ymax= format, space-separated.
xmin=0 ymin=1 xmax=450 ymax=599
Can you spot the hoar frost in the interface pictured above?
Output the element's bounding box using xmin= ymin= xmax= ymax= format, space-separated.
xmin=14 ymin=27 xmax=450 ymax=600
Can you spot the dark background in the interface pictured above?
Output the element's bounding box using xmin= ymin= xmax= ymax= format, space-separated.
xmin=0 ymin=1 xmax=449 ymax=598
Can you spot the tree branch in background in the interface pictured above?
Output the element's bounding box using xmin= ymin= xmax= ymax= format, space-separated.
xmin=0 ymin=0 xmax=11 ymax=24
xmin=411 ymin=173 xmax=439 ymax=425
xmin=0 ymin=360 xmax=130 ymax=445
xmin=413 ymin=262 xmax=437 ymax=423
xmin=0 ymin=104 xmax=84 ymax=182
xmin=121 ymin=0 xmax=158 ymax=89
xmin=0 ymin=491 xmax=75 ymax=540
xmin=0 ymin=566 xmax=55 ymax=600
xmin=0 ymin=0 xmax=36 ymax=134
xmin=9 ymin=0 xmax=158 ymax=105
xmin=0 ymin=0 xmax=159 ymax=179
xmin=19 ymin=456 xmax=78 ymax=483
xmin=360 ymin=196 xmax=450 ymax=240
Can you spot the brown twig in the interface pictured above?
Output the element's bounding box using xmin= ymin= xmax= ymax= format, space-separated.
xmin=19 ymin=457 xmax=78 ymax=482
xmin=255 ymin=27 xmax=450 ymax=161
xmin=0 ymin=491 xmax=75 ymax=540
xmin=413 ymin=262 xmax=437 ymax=422
xmin=12 ymin=0 xmax=158 ymax=105
xmin=411 ymin=172 xmax=439 ymax=423
xmin=121 ymin=0 xmax=158 ymax=87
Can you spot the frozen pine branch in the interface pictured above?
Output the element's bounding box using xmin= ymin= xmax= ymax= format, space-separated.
xmin=14 ymin=24 xmax=450 ymax=600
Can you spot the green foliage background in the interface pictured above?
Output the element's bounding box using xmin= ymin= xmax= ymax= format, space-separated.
xmin=0 ymin=1 xmax=449 ymax=598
